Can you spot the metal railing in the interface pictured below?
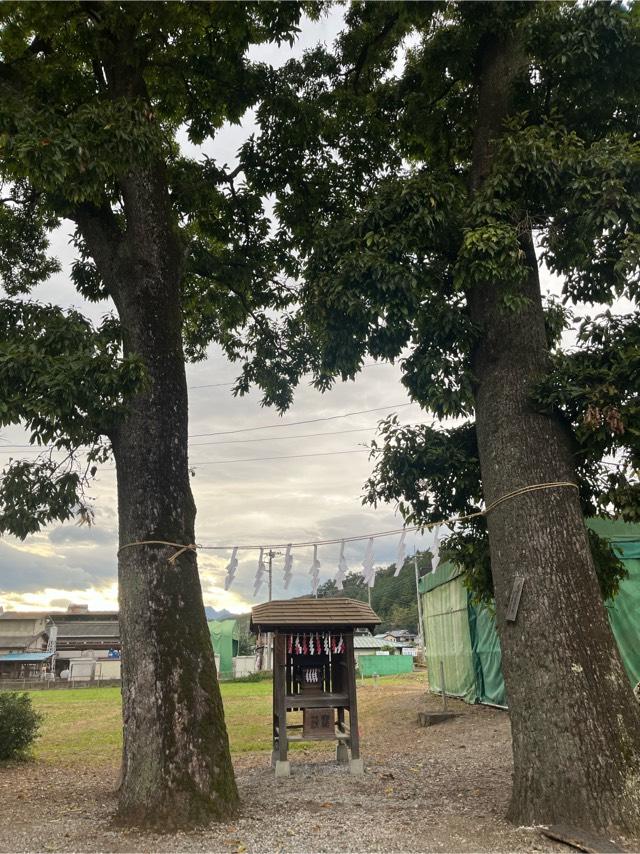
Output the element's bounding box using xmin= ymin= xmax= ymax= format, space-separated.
xmin=0 ymin=677 xmax=121 ymax=691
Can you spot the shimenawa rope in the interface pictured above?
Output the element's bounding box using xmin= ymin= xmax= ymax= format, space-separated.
xmin=117 ymin=480 xmax=579 ymax=564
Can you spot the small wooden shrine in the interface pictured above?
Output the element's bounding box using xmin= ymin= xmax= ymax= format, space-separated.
xmin=251 ymin=598 xmax=380 ymax=777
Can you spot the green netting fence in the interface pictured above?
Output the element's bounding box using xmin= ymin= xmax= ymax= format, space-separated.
xmin=208 ymin=619 xmax=239 ymax=679
xmin=419 ymin=518 xmax=640 ymax=706
xmin=358 ymin=654 xmax=414 ymax=677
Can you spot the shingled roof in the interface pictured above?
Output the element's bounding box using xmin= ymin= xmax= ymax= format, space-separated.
xmin=54 ymin=621 xmax=119 ymax=639
xmin=251 ymin=598 xmax=380 ymax=631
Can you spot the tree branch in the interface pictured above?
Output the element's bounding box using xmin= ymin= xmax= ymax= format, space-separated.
xmin=72 ymin=200 xmax=123 ymax=300
xmin=343 ymin=12 xmax=401 ymax=93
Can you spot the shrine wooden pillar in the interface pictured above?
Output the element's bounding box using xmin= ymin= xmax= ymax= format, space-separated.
xmin=274 ymin=632 xmax=288 ymax=774
xmin=344 ymin=632 xmax=361 ymax=764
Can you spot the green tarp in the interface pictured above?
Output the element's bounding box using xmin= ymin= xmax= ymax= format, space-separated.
xmin=594 ymin=517 xmax=640 ymax=687
xmin=420 ymin=518 xmax=640 ymax=706
xmin=469 ymin=603 xmax=507 ymax=706
xmin=208 ymin=619 xmax=239 ymax=678
xmin=421 ymin=568 xmax=476 ymax=702
xmin=359 ymin=654 xmax=414 ymax=677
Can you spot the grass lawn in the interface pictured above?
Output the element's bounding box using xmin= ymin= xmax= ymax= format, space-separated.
xmin=22 ymin=674 xmax=421 ymax=766
xmin=27 ymin=680 xmax=272 ymax=765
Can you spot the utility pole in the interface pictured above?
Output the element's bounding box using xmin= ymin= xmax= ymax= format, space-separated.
xmin=414 ymin=553 xmax=425 ymax=650
xmin=265 ymin=549 xmax=281 ymax=670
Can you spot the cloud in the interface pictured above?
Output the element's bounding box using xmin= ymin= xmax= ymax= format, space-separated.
xmin=48 ymin=598 xmax=72 ymax=609
xmin=49 ymin=525 xmax=116 ymax=546
xmin=1 ymin=583 xmax=118 ymax=613
xmin=0 ymin=539 xmax=116 ymax=595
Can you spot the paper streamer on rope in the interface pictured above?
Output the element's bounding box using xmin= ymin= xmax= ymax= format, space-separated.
xmin=336 ymin=540 xmax=348 ymax=590
xmin=283 ymin=543 xmax=293 ymax=590
xmin=309 ymin=544 xmax=321 ymax=595
xmin=393 ymin=530 xmax=406 ymax=577
xmin=431 ymin=526 xmax=441 ymax=573
xmin=254 ymin=546 xmax=266 ymax=596
xmin=120 ymin=483 xmax=579 ymax=603
xmin=362 ymin=537 xmax=376 ymax=588
xmin=120 ymin=484 xmax=579 ymax=586
xmin=224 ymin=546 xmax=239 ymax=591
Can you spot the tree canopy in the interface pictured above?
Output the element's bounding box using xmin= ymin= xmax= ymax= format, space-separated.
xmin=3 ymin=2 xmax=637 ymax=595
xmin=0 ymin=0 xmax=312 ymax=535
xmin=236 ymin=0 xmax=640 ymax=602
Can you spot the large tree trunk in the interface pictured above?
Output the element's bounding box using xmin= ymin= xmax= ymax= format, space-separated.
xmin=466 ymin=31 xmax=640 ymax=835
xmin=81 ymin=169 xmax=238 ymax=829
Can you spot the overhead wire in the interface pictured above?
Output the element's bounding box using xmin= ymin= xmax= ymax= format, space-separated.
xmin=189 ymin=402 xmax=414 ymax=438
xmin=190 ymin=425 xmax=398 ymax=447
xmin=190 ymin=449 xmax=371 ymax=467
xmin=0 ymin=404 xmax=419 ymax=452
xmin=187 ymin=360 xmax=389 ymax=391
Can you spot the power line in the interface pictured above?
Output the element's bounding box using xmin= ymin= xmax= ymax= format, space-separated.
xmin=188 ymin=380 xmax=239 ymax=390
xmin=190 ymin=424 xmax=415 ymax=447
xmin=0 ymin=405 xmax=417 ymax=452
xmin=190 ymin=449 xmax=370 ymax=467
xmin=192 ymin=426 xmax=371 ymax=446
xmin=189 ymin=402 xmax=414 ymax=438
xmin=188 ymin=361 xmax=389 ymax=391
xmin=0 ymin=427 xmax=370 ymax=454
xmin=102 ymin=446 xmax=371 ymax=471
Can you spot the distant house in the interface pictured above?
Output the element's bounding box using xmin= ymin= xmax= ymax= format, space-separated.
xmin=0 ymin=606 xmax=121 ymax=681
xmin=373 ymin=635 xmax=403 ymax=653
xmin=51 ymin=610 xmax=120 ymax=678
xmin=0 ymin=612 xmax=49 ymax=653
xmin=381 ymin=629 xmax=417 ymax=645
xmin=353 ymin=632 xmax=391 ymax=664
xmin=0 ymin=612 xmax=52 ymax=678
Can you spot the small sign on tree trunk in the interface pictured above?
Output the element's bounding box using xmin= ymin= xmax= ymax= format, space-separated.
xmin=506 ymin=575 xmax=525 ymax=622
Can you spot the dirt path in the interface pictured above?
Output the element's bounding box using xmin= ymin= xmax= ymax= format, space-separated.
xmin=0 ymin=678 xmax=634 ymax=852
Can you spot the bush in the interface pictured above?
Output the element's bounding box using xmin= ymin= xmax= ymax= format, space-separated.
xmin=0 ymin=692 xmax=43 ymax=760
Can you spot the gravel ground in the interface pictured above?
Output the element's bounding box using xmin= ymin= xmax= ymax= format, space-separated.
xmin=0 ymin=681 xmax=636 ymax=853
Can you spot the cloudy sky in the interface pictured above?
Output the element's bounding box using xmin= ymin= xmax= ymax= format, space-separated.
xmin=0 ymin=9 xmax=608 ymax=616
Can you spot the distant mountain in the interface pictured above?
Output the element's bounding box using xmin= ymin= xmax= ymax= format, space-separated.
xmin=204 ymin=607 xmax=233 ymax=621
xmin=204 ymin=606 xmax=248 ymax=622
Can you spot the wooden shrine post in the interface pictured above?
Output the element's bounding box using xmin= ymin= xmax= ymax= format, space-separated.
xmin=344 ymin=632 xmax=361 ymax=768
xmin=251 ymin=598 xmax=379 ymax=778
xmin=274 ymin=632 xmax=288 ymax=766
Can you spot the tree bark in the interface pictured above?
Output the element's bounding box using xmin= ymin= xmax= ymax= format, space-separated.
xmin=466 ymin=30 xmax=640 ymax=835
xmin=78 ymin=167 xmax=238 ymax=829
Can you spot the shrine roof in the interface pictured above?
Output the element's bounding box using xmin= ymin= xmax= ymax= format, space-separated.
xmin=251 ymin=597 xmax=380 ymax=631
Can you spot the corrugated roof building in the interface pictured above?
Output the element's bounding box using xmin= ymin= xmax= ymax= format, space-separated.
xmin=0 ymin=607 xmax=121 ymax=680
